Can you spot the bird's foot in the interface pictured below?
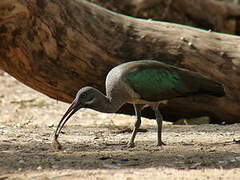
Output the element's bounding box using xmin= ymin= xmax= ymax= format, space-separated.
xmin=127 ymin=142 xmax=135 ymax=148
xmin=157 ymin=141 xmax=166 ymax=146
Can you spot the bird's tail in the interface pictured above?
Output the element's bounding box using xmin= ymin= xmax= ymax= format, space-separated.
xmin=199 ymin=79 xmax=225 ymax=97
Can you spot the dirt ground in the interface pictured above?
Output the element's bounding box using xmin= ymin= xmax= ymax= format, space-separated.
xmin=1 ymin=71 xmax=240 ymax=180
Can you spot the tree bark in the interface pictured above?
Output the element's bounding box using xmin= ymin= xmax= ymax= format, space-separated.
xmin=89 ymin=0 xmax=240 ymax=35
xmin=1 ymin=0 xmax=240 ymax=123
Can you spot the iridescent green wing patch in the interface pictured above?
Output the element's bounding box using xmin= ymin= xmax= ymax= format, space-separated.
xmin=124 ymin=68 xmax=188 ymax=101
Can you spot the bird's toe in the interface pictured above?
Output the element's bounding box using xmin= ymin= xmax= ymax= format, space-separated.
xmin=127 ymin=142 xmax=135 ymax=148
xmin=157 ymin=141 xmax=166 ymax=146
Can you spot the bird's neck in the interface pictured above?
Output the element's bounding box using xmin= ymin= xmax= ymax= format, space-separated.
xmin=105 ymin=96 xmax=123 ymax=113
xmin=92 ymin=93 xmax=123 ymax=113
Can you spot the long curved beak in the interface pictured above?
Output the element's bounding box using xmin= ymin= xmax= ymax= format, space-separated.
xmin=54 ymin=100 xmax=83 ymax=140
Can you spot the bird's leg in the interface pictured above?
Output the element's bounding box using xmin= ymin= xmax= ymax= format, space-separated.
xmin=128 ymin=104 xmax=143 ymax=148
xmin=152 ymin=105 xmax=166 ymax=146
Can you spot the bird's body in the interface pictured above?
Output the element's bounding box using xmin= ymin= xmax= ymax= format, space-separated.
xmin=106 ymin=60 xmax=224 ymax=105
xmin=53 ymin=60 xmax=225 ymax=149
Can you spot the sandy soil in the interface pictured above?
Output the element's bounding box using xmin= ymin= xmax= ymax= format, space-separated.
xmin=1 ymin=71 xmax=240 ymax=180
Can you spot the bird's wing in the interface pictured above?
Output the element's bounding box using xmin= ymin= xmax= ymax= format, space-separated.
xmin=124 ymin=68 xmax=191 ymax=101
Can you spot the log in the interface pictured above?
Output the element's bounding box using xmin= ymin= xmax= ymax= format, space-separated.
xmin=89 ymin=0 xmax=240 ymax=35
xmin=1 ymin=0 xmax=240 ymax=123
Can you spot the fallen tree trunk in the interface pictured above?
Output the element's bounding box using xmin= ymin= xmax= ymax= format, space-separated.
xmin=89 ymin=0 xmax=240 ymax=35
xmin=1 ymin=0 xmax=240 ymax=123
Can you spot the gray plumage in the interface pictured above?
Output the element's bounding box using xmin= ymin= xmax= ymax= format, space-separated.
xmin=53 ymin=60 xmax=225 ymax=149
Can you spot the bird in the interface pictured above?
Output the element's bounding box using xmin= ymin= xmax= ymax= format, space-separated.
xmin=53 ymin=60 xmax=225 ymax=149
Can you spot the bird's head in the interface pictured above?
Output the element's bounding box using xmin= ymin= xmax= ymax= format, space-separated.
xmin=54 ymin=86 xmax=102 ymax=139
xmin=75 ymin=86 xmax=100 ymax=107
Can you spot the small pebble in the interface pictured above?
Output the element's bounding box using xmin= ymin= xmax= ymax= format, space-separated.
xmin=180 ymin=37 xmax=185 ymax=41
xmin=48 ymin=124 xmax=54 ymax=128
xmin=188 ymin=42 xmax=193 ymax=47
xmin=52 ymin=165 xmax=59 ymax=169
xmin=37 ymin=166 xmax=42 ymax=170
xmin=217 ymin=160 xmax=226 ymax=164
xmin=18 ymin=168 xmax=22 ymax=171
xmin=18 ymin=160 xmax=24 ymax=164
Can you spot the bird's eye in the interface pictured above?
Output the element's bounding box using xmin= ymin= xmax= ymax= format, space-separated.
xmin=81 ymin=93 xmax=87 ymax=98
